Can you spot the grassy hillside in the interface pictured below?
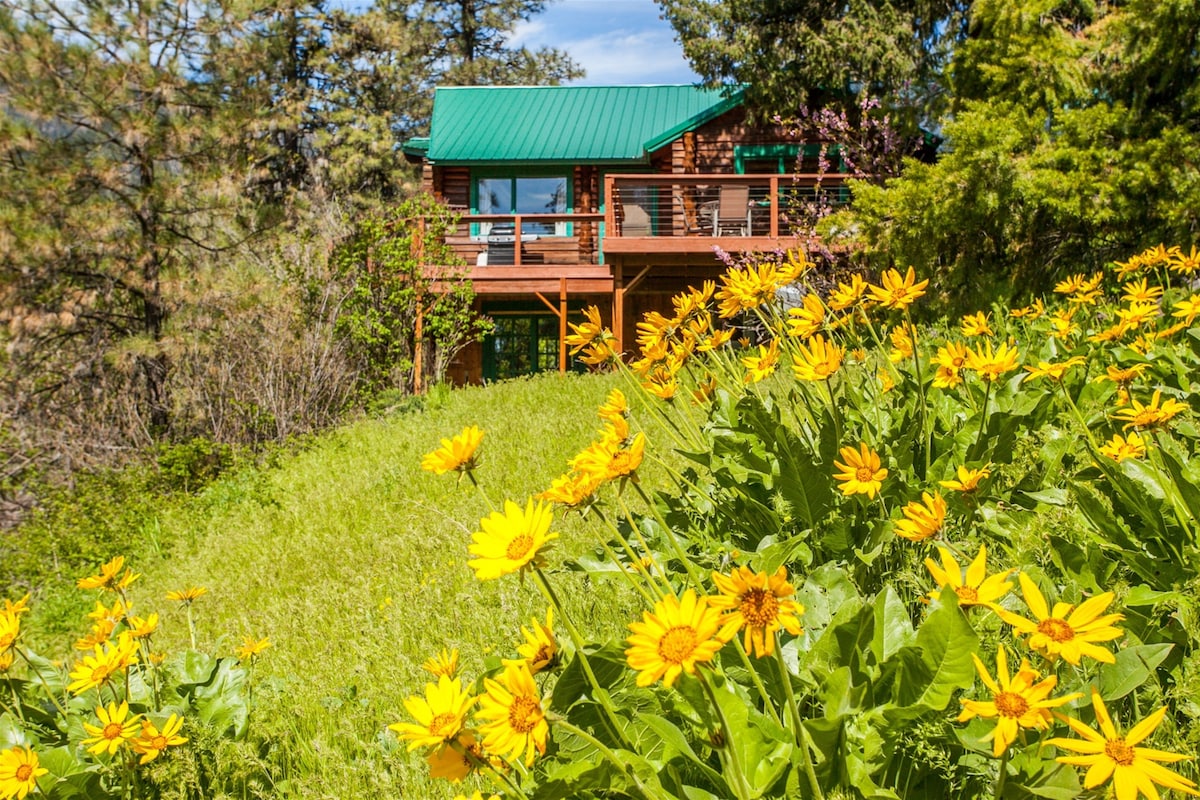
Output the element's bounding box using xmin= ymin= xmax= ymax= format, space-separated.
xmin=102 ymin=371 xmax=650 ymax=798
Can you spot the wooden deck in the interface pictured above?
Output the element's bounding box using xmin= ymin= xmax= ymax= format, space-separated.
xmin=434 ymin=173 xmax=848 ymax=287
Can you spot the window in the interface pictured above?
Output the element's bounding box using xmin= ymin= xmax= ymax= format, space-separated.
xmin=481 ymin=309 xmax=589 ymax=381
xmin=473 ymin=174 xmax=569 ymax=236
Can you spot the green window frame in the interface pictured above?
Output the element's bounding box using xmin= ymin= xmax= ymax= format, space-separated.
xmin=734 ymin=143 xmax=845 ymax=174
xmin=470 ymin=168 xmax=573 ymax=238
xmin=481 ymin=304 xmax=590 ymax=381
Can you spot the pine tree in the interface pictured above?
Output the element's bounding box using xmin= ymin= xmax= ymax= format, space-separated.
xmin=657 ymin=0 xmax=968 ymax=124
xmin=0 ymin=0 xmax=251 ymax=435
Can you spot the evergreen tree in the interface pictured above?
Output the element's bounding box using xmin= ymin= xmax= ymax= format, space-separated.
xmin=412 ymin=0 xmax=581 ymax=85
xmin=845 ymin=0 xmax=1200 ymax=305
xmin=657 ymin=0 xmax=968 ymax=123
xmin=0 ymin=0 xmax=251 ymax=434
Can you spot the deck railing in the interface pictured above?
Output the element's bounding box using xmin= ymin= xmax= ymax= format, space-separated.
xmin=445 ymin=212 xmax=605 ymax=267
xmin=438 ymin=174 xmax=851 ymax=267
xmin=604 ymin=173 xmax=850 ymax=239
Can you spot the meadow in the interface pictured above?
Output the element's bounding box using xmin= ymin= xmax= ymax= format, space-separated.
xmin=4 ymin=245 xmax=1200 ymax=800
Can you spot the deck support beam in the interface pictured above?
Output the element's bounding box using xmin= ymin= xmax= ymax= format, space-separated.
xmin=533 ymin=276 xmax=571 ymax=373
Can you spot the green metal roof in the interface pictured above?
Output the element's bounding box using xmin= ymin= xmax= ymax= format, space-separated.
xmin=423 ymin=85 xmax=744 ymax=164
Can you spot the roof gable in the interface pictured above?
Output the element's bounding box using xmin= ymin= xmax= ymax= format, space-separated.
xmin=424 ymin=85 xmax=743 ymax=164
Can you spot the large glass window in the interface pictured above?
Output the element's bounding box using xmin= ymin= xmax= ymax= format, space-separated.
xmin=474 ymin=174 xmax=569 ymax=236
xmin=481 ymin=310 xmax=589 ymax=381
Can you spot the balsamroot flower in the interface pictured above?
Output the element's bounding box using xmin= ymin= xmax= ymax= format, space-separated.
xmin=165 ymin=586 xmax=207 ymax=604
xmin=67 ymin=633 xmax=139 ymax=695
xmin=960 ymin=311 xmax=993 ymax=337
xmin=0 ymin=747 xmax=47 ymax=800
xmin=131 ymin=714 xmax=187 ymax=764
xmin=503 ymin=609 xmax=558 ymax=675
xmin=1098 ymin=432 xmax=1147 ymax=463
xmin=894 ymin=492 xmax=947 ymax=542
xmin=924 ymin=545 xmax=1013 ymax=611
xmin=422 ymin=648 xmax=460 ymax=679
xmin=626 ymin=590 xmax=727 ymax=687
xmin=476 ymin=663 xmax=548 ymax=766
xmin=1048 ymin=688 xmax=1200 ymax=800
xmin=236 ymin=636 xmax=271 ymax=660
xmin=390 ymin=676 xmax=477 ymax=751
xmin=957 ymin=648 xmax=1079 ymax=757
xmin=1024 ymin=356 xmax=1086 ymax=384
xmin=997 ymin=574 xmax=1123 ymax=665
xmin=421 ymin=426 xmax=484 ymax=475
xmin=741 ymin=339 xmax=780 ymax=383
xmin=868 ymin=266 xmax=928 ymax=309
xmin=81 ymin=700 xmax=141 ymax=756
xmin=468 ymin=499 xmax=558 ymax=580
xmin=709 ymin=566 xmax=803 ymax=658
xmin=833 ymin=443 xmax=888 ymax=499
xmin=965 ymin=341 xmax=1021 ymax=382
xmin=77 ymin=555 xmax=139 ymax=592
xmin=1113 ymin=390 xmax=1188 ymax=431
xmin=939 ymin=464 xmax=991 ymax=494
xmin=791 ymin=334 xmax=843 ymax=382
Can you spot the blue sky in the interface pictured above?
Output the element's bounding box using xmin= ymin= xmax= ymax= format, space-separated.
xmin=509 ymin=0 xmax=701 ymax=85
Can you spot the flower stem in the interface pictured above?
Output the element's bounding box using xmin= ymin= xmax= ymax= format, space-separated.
xmin=697 ymin=668 xmax=753 ymax=800
xmin=532 ymin=568 xmax=633 ymax=751
xmin=552 ymin=717 xmax=672 ymax=800
xmin=993 ymin=748 xmax=1010 ymax=800
xmin=904 ymin=311 xmax=930 ymax=477
xmin=774 ymin=636 xmax=824 ymax=800
xmin=15 ymin=647 xmax=68 ymax=718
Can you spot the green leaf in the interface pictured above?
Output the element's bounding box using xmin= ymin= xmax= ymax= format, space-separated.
xmin=636 ymin=713 xmax=727 ymax=791
xmin=35 ymin=747 xmax=106 ymax=799
xmin=1123 ymin=586 xmax=1184 ymax=607
xmin=193 ymin=657 xmax=249 ymax=739
xmin=1155 ymin=434 xmax=1200 ymax=524
xmin=1006 ymin=745 xmax=1083 ymax=800
xmin=892 ymin=588 xmax=978 ymax=713
xmin=872 ymin=586 xmax=915 ymax=664
xmin=1097 ymin=644 xmax=1173 ymax=702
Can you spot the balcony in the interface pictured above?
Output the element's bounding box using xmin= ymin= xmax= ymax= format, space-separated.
xmin=603 ymin=173 xmax=850 ymax=255
xmin=431 ymin=173 xmax=850 ymax=294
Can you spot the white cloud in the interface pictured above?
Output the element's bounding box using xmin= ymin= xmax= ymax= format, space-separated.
xmin=509 ymin=0 xmax=700 ymax=85
xmin=564 ymin=28 xmax=696 ymax=84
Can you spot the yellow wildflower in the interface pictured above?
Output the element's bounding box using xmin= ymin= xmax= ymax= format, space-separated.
xmin=832 ymin=443 xmax=888 ymax=499
xmin=421 ymin=426 xmax=484 ymax=475
xmin=709 ymin=566 xmax=804 ymax=658
xmin=1048 ymin=688 xmax=1200 ymax=800
xmin=997 ymin=574 xmax=1123 ymax=665
xmin=868 ymin=267 xmax=928 ymax=310
xmin=958 ymin=647 xmax=1079 ymax=757
xmin=626 ymin=590 xmax=727 ymax=687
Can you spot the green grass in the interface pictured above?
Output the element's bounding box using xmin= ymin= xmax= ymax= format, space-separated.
xmin=95 ymin=371 xmax=663 ymax=799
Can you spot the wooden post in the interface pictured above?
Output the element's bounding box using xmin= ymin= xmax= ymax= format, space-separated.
xmin=413 ymin=217 xmax=426 ymax=394
xmin=769 ymin=175 xmax=779 ymax=238
xmin=413 ymin=300 xmax=424 ymax=395
xmin=513 ymin=215 xmax=522 ymax=266
xmin=613 ymin=261 xmax=624 ymax=356
xmin=559 ymin=276 xmax=568 ymax=373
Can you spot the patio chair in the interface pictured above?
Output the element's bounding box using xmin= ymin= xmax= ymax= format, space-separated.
xmin=712 ymin=184 xmax=751 ymax=236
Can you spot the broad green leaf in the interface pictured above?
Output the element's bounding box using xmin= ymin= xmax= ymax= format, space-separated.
xmin=1123 ymin=586 xmax=1184 ymax=606
xmin=636 ymin=713 xmax=727 ymax=791
xmin=1155 ymin=434 xmax=1200 ymax=525
xmin=706 ymin=672 xmax=792 ymax=796
xmin=193 ymin=657 xmax=248 ymax=739
xmin=872 ymin=586 xmax=915 ymax=664
xmin=1097 ymin=644 xmax=1173 ymax=701
xmin=1006 ymin=745 xmax=1083 ymax=800
xmin=892 ymin=589 xmax=978 ymax=712
xmin=549 ymin=642 xmax=631 ymax=713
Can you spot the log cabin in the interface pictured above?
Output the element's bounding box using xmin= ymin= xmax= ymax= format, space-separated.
xmin=402 ymin=84 xmax=849 ymax=383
